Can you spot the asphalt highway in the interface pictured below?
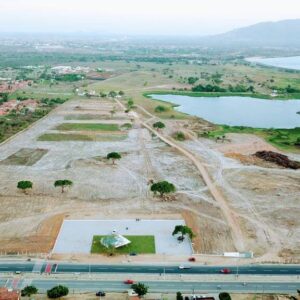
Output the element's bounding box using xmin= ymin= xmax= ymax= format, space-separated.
xmin=0 ymin=262 xmax=299 ymax=275
xmin=25 ymin=279 xmax=300 ymax=293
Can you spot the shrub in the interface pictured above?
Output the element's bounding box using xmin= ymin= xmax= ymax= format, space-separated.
xmin=173 ymin=131 xmax=185 ymax=141
xmin=21 ymin=285 xmax=38 ymax=297
xmin=47 ymin=285 xmax=69 ymax=299
xmin=154 ymin=105 xmax=168 ymax=113
xmin=219 ymin=292 xmax=232 ymax=300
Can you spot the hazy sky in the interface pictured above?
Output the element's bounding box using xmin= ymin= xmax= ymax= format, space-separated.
xmin=0 ymin=0 xmax=299 ymax=35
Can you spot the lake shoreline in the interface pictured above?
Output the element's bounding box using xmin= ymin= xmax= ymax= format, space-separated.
xmin=144 ymin=90 xmax=300 ymax=100
xmin=245 ymin=56 xmax=300 ymax=72
xmin=145 ymin=92 xmax=300 ymax=152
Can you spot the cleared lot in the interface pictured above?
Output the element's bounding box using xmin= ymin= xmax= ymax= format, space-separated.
xmin=53 ymin=219 xmax=193 ymax=255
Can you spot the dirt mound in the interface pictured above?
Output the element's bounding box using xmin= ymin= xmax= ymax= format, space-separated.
xmin=255 ymin=151 xmax=300 ymax=169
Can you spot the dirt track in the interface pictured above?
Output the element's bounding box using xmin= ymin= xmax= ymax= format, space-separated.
xmin=0 ymin=97 xmax=298 ymax=261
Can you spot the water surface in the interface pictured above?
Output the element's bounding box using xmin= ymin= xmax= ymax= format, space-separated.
xmin=149 ymin=94 xmax=300 ymax=129
xmin=246 ymin=56 xmax=300 ymax=70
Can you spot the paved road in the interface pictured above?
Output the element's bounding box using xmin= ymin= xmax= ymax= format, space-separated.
xmin=26 ymin=279 xmax=300 ymax=293
xmin=0 ymin=262 xmax=299 ymax=275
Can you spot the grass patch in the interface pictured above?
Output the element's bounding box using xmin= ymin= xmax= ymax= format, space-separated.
xmin=64 ymin=114 xmax=104 ymax=120
xmin=203 ymin=125 xmax=300 ymax=153
xmin=0 ymin=148 xmax=48 ymax=166
xmin=55 ymin=123 xmax=120 ymax=131
xmin=38 ymin=133 xmax=127 ymax=142
xmin=91 ymin=235 xmax=155 ymax=254
xmin=38 ymin=133 xmax=93 ymax=141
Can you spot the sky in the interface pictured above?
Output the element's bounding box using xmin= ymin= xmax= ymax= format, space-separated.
xmin=0 ymin=0 xmax=299 ymax=36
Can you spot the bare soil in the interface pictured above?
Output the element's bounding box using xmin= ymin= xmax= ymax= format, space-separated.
xmin=0 ymin=98 xmax=298 ymax=262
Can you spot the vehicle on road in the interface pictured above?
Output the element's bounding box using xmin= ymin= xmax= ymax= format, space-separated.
xmin=220 ymin=268 xmax=231 ymax=274
xmin=188 ymin=257 xmax=196 ymax=262
xmin=129 ymin=252 xmax=137 ymax=256
xmin=124 ymin=279 xmax=134 ymax=284
xmin=96 ymin=291 xmax=106 ymax=296
xmin=179 ymin=265 xmax=191 ymax=270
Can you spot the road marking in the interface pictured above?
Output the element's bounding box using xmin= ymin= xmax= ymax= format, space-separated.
xmin=45 ymin=263 xmax=52 ymax=274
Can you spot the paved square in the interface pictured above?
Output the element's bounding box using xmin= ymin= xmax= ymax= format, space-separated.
xmin=53 ymin=219 xmax=193 ymax=255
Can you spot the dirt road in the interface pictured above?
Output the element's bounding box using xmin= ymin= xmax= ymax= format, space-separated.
xmin=115 ymin=100 xmax=245 ymax=251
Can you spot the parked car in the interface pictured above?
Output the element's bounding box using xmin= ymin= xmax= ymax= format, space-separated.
xmin=129 ymin=252 xmax=137 ymax=256
xmin=220 ymin=268 xmax=231 ymax=274
xmin=188 ymin=257 xmax=196 ymax=262
xmin=96 ymin=291 xmax=106 ymax=296
xmin=124 ymin=279 xmax=134 ymax=284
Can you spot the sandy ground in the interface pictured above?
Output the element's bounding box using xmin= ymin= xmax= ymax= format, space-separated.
xmin=0 ymin=98 xmax=299 ymax=263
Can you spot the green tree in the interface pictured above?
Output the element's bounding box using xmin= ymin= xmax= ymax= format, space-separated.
xmin=119 ymin=90 xmax=125 ymax=96
xmin=17 ymin=181 xmax=33 ymax=194
xmin=176 ymin=292 xmax=184 ymax=300
xmin=21 ymin=285 xmax=38 ymax=297
xmin=107 ymin=152 xmax=122 ymax=165
xmin=108 ymin=91 xmax=117 ymax=98
xmin=131 ymin=282 xmax=149 ymax=297
xmin=172 ymin=225 xmax=195 ymax=241
xmin=173 ymin=131 xmax=185 ymax=141
xmin=150 ymin=181 xmax=175 ymax=197
xmin=0 ymin=92 xmax=9 ymax=103
xmin=153 ymin=121 xmax=165 ymax=130
xmin=54 ymin=179 xmax=73 ymax=193
xmin=47 ymin=285 xmax=69 ymax=299
xmin=127 ymin=98 xmax=134 ymax=110
xmin=154 ymin=105 xmax=168 ymax=113
xmin=187 ymin=77 xmax=199 ymax=85
xmin=219 ymin=293 xmax=232 ymax=300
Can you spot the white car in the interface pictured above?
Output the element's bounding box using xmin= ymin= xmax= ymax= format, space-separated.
xmin=178 ymin=265 xmax=191 ymax=270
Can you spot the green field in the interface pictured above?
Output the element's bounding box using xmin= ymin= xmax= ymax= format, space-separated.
xmin=38 ymin=132 xmax=127 ymax=142
xmin=55 ymin=123 xmax=120 ymax=131
xmin=91 ymin=235 xmax=156 ymax=254
xmin=38 ymin=133 xmax=93 ymax=141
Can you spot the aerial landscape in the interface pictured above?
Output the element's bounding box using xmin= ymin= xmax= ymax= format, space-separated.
xmin=0 ymin=0 xmax=299 ymax=299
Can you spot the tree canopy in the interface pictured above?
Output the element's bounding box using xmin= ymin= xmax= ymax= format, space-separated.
xmin=17 ymin=181 xmax=33 ymax=193
xmin=21 ymin=285 xmax=38 ymax=297
xmin=54 ymin=179 xmax=73 ymax=193
xmin=107 ymin=152 xmax=122 ymax=164
xmin=131 ymin=282 xmax=149 ymax=297
xmin=150 ymin=180 xmax=175 ymax=197
xmin=219 ymin=293 xmax=232 ymax=300
xmin=154 ymin=105 xmax=168 ymax=113
xmin=47 ymin=285 xmax=69 ymax=299
xmin=153 ymin=121 xmax=165 ymax=129
xmin=172 ymin=225 xmax=195 ymax=240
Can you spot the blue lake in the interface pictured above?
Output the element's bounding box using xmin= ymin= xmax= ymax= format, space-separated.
xmin=246 ymin=56 xmax=300 ymax=70
xmin=149 ymin=94 xmax=300 ymax=129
